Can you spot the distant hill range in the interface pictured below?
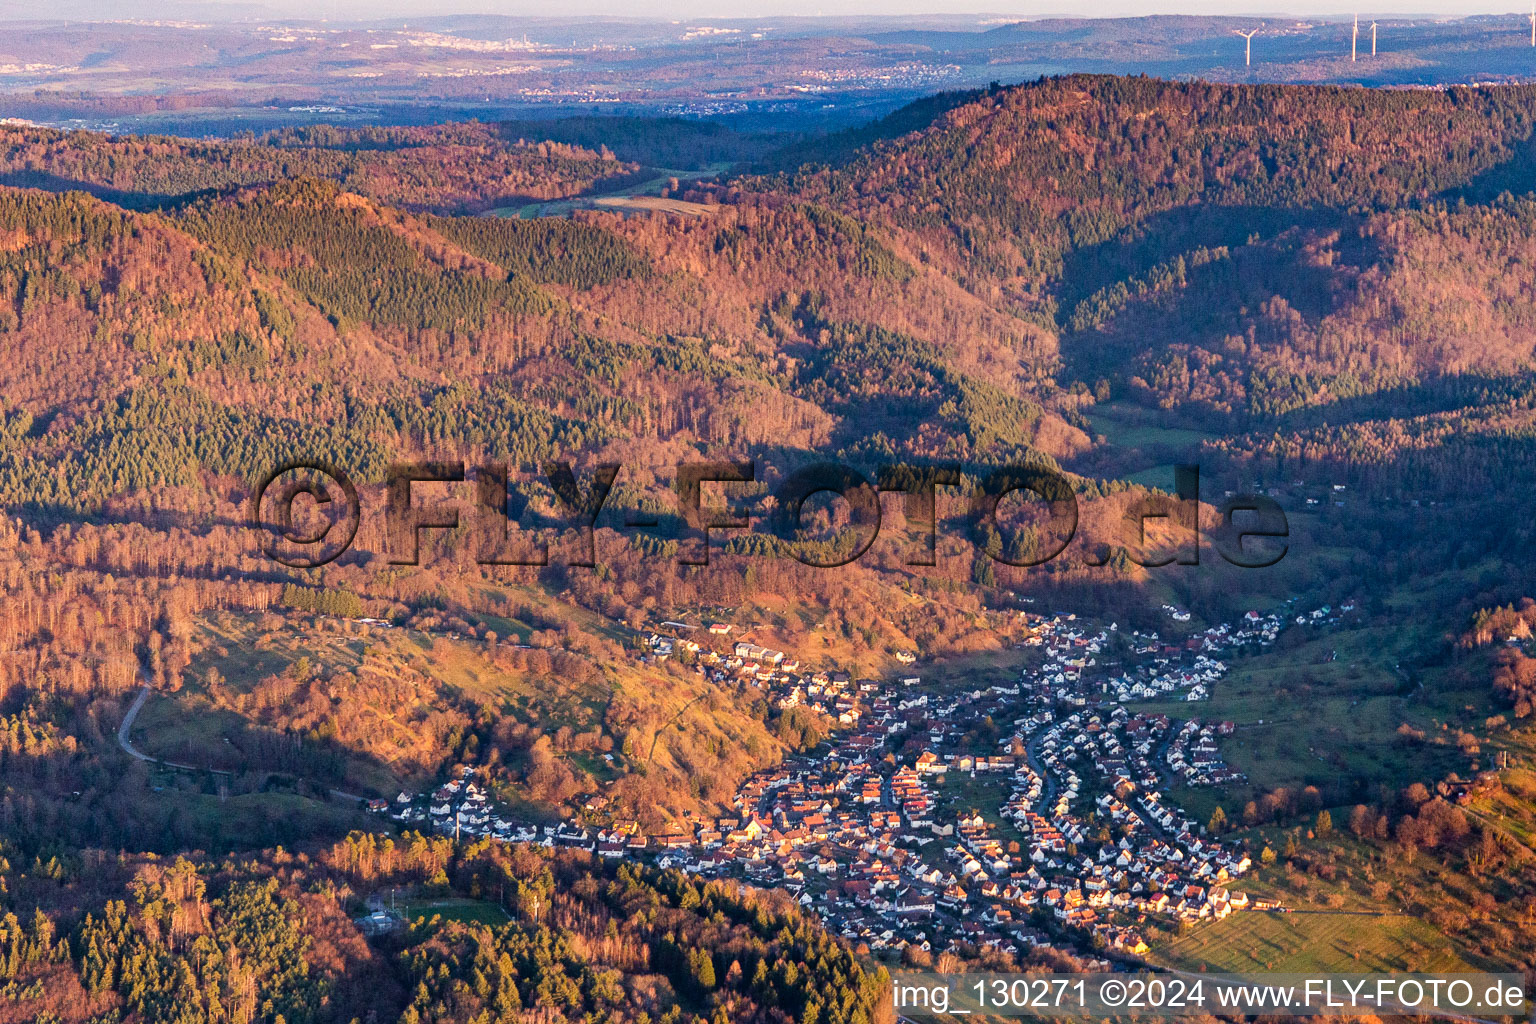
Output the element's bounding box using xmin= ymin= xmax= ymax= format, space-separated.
xmin=6 ymin=14 xmax=1536 ymax=135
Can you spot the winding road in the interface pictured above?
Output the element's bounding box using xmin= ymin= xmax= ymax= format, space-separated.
xmin=116 ymin=665 xmax=366 ymax=803
xmin=1024 ymin=726 xmax=1058 ymax=807
xmin=116 ymin=682 xmax=155 ymax=763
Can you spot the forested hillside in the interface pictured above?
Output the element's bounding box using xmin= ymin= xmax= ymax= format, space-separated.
xmin=6 ymin=73 xmax=1536 ymax=1020
xmin=768 ymin=76 xmax=1536 ymax=314
xmin=0 ymin=835 xmax=894 ymax=1024
xmin=0 ymin=121 xmax=640 ymax=213
xmin=732 ymin=77 xmax=1536 ymax=588
xmin=4 ymin=74 xmax=1536 ymax=834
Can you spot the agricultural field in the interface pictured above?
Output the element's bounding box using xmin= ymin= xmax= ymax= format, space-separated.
xmin=1175 ymin=765 xmax=1536 ymax=976
xmin=1152 ymin=909 xmax=1477 ymax=973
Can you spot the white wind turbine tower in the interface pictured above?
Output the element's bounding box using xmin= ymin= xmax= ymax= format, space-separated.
xmin=1234 ymin=27 xmax=1260 ymax=67
xmin=1370 ymin=20 xmax=1378 ymax=56
xmin=1529 ymin=1 xmax=1534 ymax=46
xmin=1351 ymin=14 xmax=1359 ymax=61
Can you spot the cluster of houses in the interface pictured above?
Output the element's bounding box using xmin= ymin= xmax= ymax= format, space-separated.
xmin=644 ymin=631 xmax=817 ymax=688
xmin=1293 ymin=602 xmax=1356 ymax=626
xmin=1161 ymin=605 xmax=1192 ymax=623
xmin=1020 ymin=611 xmax=1282 ymax=708
xmin=1166 ymin=719 xmax=1246 ymax=787
xmin=373 ymin=769 xmax=551 ymax=845
xmin=369 ymin=604 xmax=1348 ymax=962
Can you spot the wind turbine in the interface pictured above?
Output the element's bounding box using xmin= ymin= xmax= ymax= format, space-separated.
xmin=1351 ymin=14 xmax=1359 ymax=61
xmin=1234 ymin=27 xmax=1260 ymax=67
xmin=1529 ymin=1 xmax=1534 ymax=47
xmin=1371 ymin=20 xmax=1378 ymax=56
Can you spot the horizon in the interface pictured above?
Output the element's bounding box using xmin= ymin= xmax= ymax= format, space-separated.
xmin=7 ymin=4 xmax=1536 ymax=23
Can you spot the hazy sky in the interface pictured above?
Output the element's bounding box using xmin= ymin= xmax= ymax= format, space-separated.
xmin=15 ymin=0 xmax=1523 ymax=21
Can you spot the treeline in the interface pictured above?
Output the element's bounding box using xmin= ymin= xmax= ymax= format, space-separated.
xmin=361 ymin=835 xmax=894 ymax=1024
xmin=1259 ymin=772 xmax=1536 ymax=964
xmin=1493 ymin=650 xmax=1536 ymax=719
xmin=0 ymin=383 xmax=393 ymax=510
xmin=1463 ymin=598 xmax=1536 ymax=648
xmin=11 ymin=75 xmax=1536 ymax=869
xmin=176 ymin=179 xmax=555 ymax=334
xmin=77 ymin=871 xmax=324 ymax=1024
xmin=279 ymin=584 xmax=363 ymax=618
xmin=428 ymin=212 xmax=651 ymax=288
xmin=0 ymin=154 xmax=1069 ymax=480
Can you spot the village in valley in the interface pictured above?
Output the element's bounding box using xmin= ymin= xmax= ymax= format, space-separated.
xmin=370 ymin=600 xmax=1358 ymax=962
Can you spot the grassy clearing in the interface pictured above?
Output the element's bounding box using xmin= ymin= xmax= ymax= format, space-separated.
xmin=492 ymin=162 xmax=729 ymax=218
xmin=1470 ymin=768 xmax=1536 ymax=852
xmin=932 ymin=773 xmax=1027 ymax=847
xmin=1083 ymin=401 xmax=1217 ymax=485
xmin=131 ymin=769 xmax=375 ymax=853
xmin=1087 ymin=402 xmax=1215 ymax=451
xmin=402 ymin=897 xmax=511 ymax=927
xmin=1133 ymin=559 xmax=1536 ymax=974
xmin=592 ymin=195 xmax=713 ymax=216
xmin=1183 ymin=752 xmax=1536 ymax=973
xmin=1122 ymin=463 xmax=1182 ymax=489
xmin=920 ymin=646 xmax=1032 ymax=694
xmin=137 ymin=612 xmax=461 ymax=791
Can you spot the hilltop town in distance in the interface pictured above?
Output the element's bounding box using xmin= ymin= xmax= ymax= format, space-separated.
xmin=9 ymin=13 xmax=1536 ymax=137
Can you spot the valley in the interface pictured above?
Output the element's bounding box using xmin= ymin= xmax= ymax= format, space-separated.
xmin=1 ymin=58 xmax=1536 ymax=1023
